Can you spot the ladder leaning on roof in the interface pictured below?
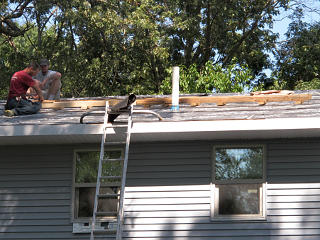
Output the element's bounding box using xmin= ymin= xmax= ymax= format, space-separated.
xmin=79 ymin=95 xmax=163 ymax=240
xmin=89 ymin=101 xmax=132 ymax=240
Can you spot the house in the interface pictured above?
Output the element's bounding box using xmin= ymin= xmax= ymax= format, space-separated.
xmin=1 ymin=90 xmax=320 ymax=239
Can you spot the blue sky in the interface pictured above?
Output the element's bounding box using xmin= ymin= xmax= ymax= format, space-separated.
xmin=263 ymin=0 xmax=320 ymax=76
xmin=273 ymin=0 xmax=320 ymax=40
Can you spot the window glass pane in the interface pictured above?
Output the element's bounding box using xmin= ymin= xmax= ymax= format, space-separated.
xmin=76 ymin=151 xmax=122 ymax=183
xmin=76 ymin=152 xmax=99 ymax=183
xmin=74 ymin=150 xmax=122 ymax=219
xmin=217 ymin=184 xmax=261 ymax=215
xmin=77 ymin=187 xmax=119 ymax=218
xmin=101 ymin=160 xmax=123 ymax=183
xmin=215 ymin=147 xmax=263 ymax=180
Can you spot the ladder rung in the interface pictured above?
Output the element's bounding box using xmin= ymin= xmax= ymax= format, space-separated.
xmin=98 ymin=193 xmax=120 ymax=198
xmin=104 ymin=141 xmax=126 ymax=145
xmin=100 ymin=176 xmax=122 ymax=180
xmin=102 ymin=158 xmax=124 ymax=162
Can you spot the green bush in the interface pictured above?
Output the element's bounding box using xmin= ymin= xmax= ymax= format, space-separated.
xmin=160 ymin=60 xmax=257 ymax=94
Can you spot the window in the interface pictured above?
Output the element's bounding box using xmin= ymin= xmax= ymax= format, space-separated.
xmin=73 ymin=149 xmax=123 ymax=222
xmin=211 ymin=145 xmax=266 ymax=220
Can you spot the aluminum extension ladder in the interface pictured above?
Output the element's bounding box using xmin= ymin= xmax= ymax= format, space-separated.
xmin=90 ymin=101 xmax=133 ymax=240
xmin=81 ymin=98 xmax=163 ymax=240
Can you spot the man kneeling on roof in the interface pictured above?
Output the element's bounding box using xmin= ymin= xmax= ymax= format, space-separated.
xmin=4 ymin=61 xmax=44 ymax=117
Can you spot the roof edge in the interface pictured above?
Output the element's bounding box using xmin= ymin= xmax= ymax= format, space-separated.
xmin=1 ymin=117 xmax=320 ymax=145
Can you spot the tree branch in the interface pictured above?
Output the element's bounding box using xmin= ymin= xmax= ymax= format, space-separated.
xmin=222 ymin=0 xmax=280 ymax=66
xmin=0 ymin=0 xmax=33 ymax=37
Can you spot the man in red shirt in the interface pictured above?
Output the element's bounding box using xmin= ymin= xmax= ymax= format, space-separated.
xmin=4 ymin=61 xmax=44 ymax=117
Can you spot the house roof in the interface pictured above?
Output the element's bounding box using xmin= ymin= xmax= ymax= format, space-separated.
xmin=1 ymin=90 xmax=320 ymax=145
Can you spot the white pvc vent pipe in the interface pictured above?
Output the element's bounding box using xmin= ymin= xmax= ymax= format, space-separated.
xmin=171 ymin=66 xmax=179 ymax=111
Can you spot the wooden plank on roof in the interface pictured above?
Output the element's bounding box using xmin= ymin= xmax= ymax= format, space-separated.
xmin=40 ymin=93 xmax=312 ymax=109
xmin=41 ymin=99 xmax=105 ymax=109
xmin=41 ymin=99 xmax=120 ymax=109
xmin=136 ymin=93 xmax=312 ymax=107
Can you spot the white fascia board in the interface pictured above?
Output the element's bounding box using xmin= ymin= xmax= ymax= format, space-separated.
xmin=1 ymin=117 xmax=320 ymax=144
xmin=132 ymin=117 xmax=320 ymax=133
xmin=129 ymin=117 xmax=320 ymax=141
xmin=0 ymin=124 xmax=103 ymax=137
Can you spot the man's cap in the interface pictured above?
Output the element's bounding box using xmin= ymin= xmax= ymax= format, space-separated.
xmin=40 ymin=58 xmax=49 ymax=66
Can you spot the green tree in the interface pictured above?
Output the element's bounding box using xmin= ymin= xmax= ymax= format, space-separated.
xmin=275 ymin=19 xmax=320 ymax=90
xmin=0 ymin=0 xmax=290 ymax=99
xmin=160 ymin=60 xmax=258 ymax=94
xmin=161 ymin=0 xmax=288 ymax=74
xmin=48 ymin=0 xmax=171 ymax=97
xmin=0 ymin=1 xmax=33 ymax=37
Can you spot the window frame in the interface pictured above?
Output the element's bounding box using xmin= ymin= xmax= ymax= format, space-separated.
xmin=72 ymin=148 xmax=124 ymax=223
xmin=211 ymin=144 xmax=267 ymax=221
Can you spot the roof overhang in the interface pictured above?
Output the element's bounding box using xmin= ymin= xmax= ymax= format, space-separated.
xmin=1 ymin=117 xmax=320 ymax=145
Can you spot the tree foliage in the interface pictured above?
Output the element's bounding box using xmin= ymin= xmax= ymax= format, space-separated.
xmin=160 ymin=60 xmax=258 ymax=94
xmin=0 ymin=0 xmax=293 ymax=99
xmin=274 ymin=18 xmax=320 ymax=90
xmin=0 ymin=0 xmax=33 ymax=37
xmin=215 ymin=147 xmax=263 ymax=180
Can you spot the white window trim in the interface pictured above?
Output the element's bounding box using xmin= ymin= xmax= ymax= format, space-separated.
xmin=210 ymin=144 xmax=267 ymax=221
xmin=72 ymin=148 xmax=123 ymax=233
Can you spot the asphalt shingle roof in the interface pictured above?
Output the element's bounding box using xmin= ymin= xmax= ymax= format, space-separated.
xmin=0 ymin=90 xmax=319 ymax=126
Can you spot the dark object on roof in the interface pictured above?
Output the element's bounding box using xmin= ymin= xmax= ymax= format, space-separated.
xmin=79 ymin=94 xmax=136 ymax=124
xmin=108 ymin=94 xmax=136 ymax=122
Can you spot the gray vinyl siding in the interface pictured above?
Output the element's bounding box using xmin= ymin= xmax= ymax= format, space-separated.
xmin=124 ymin=140 xmax=320 ymax=240
xmin=1 ymin=139 xmax=320 ymax=239
xmin=0 ymin=146 xmax=74 ymax=239
xmin=0 ymin=145 xmax=104 ymax=240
